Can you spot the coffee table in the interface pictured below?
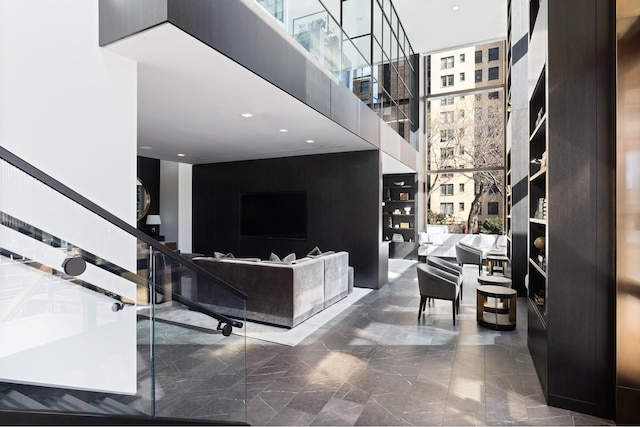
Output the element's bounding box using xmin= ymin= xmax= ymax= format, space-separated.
xmin=477 ymin=275 xmax=512 ymax=287
xmin=476 ymin=285 xmax=517 ymax=330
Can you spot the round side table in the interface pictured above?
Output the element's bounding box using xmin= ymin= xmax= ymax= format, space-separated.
xmin=477 ymin=275 xmax=512 ymax=287
xmin=476 ymin=285 xmax=517 ymax=331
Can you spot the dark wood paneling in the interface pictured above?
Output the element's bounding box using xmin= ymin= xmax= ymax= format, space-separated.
xmin=192 ymin=151 xmax=384 ymax=288
xmin=137 ymin=156 xmax=160 ymax=231
xmin=542 ymin=0 xmax=615 ymax=418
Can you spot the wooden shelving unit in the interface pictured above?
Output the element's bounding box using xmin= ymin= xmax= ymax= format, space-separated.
xmin=382 ymin=173 xmax=417 ymax=259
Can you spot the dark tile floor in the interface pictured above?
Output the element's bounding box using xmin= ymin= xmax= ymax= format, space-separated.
xmin=243 ymin=261 xmax=614 ymax=426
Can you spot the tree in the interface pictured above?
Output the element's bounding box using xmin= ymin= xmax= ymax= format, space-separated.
xmin=426 ymin=92 xmax=504 ymax=233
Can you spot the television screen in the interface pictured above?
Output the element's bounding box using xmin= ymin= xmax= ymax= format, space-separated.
xmin=240 ymin=192 xmax=307 ymax=239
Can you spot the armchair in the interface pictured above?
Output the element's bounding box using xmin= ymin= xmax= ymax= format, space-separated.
xmin=426 ymin=256 xmax=464 ymax=301
xmin=455 ymin=242 xmax=484 ymax=273
xmin=416 ymin=264 xmax=460 ymax=325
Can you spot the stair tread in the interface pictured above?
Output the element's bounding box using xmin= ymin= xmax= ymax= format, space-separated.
xmin=4 ymin=390 xmax=48 ymax=410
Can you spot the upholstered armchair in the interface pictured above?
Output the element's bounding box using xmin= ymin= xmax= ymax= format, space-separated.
xmin=416 ymin=264 xmax=460 ymax=325
xmin=426 ymin=256 xmax=464 ymax=301
xmin=455 ymin=242 xmax=484 ymax=273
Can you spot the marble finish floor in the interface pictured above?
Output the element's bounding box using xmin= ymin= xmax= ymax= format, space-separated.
xmin=243 ymin=261 xmax=614 ymax=426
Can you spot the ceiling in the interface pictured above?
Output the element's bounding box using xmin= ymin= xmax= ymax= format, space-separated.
xmin=107 ymin=1 xmax=506 ymax=173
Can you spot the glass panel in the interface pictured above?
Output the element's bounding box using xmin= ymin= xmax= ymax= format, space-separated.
xmin=425 ymin=87 xmax=506 ymax=233
xmin=426 ymin=171 xmax=505 ymax=235
xmin=0 ymin=154 xmax=247 ymax=424
xmin=373 ymin=1 xmax=383 ymax=44
xmin=341 ymin=0 xmax=371 ymax=38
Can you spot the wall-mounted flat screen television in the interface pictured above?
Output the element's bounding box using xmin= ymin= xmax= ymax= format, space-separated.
xmin=240 ymin=192 xmax=307 ymax=240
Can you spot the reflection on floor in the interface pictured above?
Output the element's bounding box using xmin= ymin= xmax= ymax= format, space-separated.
xmin=243 ymin=259 xmax=614 ymax=426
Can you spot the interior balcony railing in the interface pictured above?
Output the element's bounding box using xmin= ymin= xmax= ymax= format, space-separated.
xmin=0 ymin=147 xmax=247 ymax=425
xmin=255 ymin=0 xmax=418 ymax=147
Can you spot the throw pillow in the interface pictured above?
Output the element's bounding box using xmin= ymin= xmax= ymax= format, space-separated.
xmin=283 ymin=253 xmax=296 ymax=263
xmin=214 ymin=251 xmax=235 ymax=259
xmin=307 ymin=246 xmax=322 ymax=256
xmin=269 ymin=252 xmax=281 ymax=262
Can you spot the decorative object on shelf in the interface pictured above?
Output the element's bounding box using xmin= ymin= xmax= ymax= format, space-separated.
xmin=540 ymin=151 xmax=547 ymax=170
xmin=394 ymin=224 xmax=399 ymax=228
xmin=392 ymin=234 xmax=404 ymax=243
xmin=393 ymin=181 xmax=404 ymax=186
xmin=399 ymin=192 xmax=409 ymax=201
xmin=146 ymin=214 xmax=162 ymax=236
xmin=136 ymin=178 xmax=151 ymax=221
xmin=388 ymin=216 xmax=393 ymax=228
xmin=385 ymin=188 xmax=391 ymax=201
xmin=536 ymin=106 xmax=544 ymax=127
xmin=400 ymin=222 xmax=410 ymax=229
xmin=393 ymin=209 xmax=401 ymax=215
xmin=403 ymin=207 xmax=411 ymax=215
xmin=534 ymin=236 xmax=546 ymax=264
xmin=534 ymin=198 xmax=547 ymax=219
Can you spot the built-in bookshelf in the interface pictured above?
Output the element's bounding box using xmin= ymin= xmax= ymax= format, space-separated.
xmin=382 ymin=173 xmax=417 ymax=259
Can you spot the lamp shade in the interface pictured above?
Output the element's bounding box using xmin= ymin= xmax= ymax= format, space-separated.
xmin=146 ymin=214 xmax=162 ymax=225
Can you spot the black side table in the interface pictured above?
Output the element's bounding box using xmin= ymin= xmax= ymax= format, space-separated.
xmin=476 ymin=285 xmax=517 ymax=330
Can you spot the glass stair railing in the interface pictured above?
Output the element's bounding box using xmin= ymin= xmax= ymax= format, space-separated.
xmin=0 ymin=147 xmax=248 ymax=425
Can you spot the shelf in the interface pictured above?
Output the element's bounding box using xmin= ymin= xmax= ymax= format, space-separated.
xmin=528 ymin=297 xmax=547 ymax=329
xmin=384 ymin=185 xmax=413 ymax=189
xmin=530 ymin=218 xmax=547 ymax=225
xmin=529 ymin=257 xmax=547 ymax=277
xmin=530 ymin=114 xmax=547 ymax=141
xmin=384 ymin=199 xmax=415 ymax=203
xmin=530 ymin=168 xmax=546 ymax=182
xmin=384 ymin=213 xmax=414 ymax=216
xmin=386 ymin=227 xmax=415 ymax=231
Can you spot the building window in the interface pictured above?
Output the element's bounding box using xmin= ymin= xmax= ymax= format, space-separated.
xmin=440 ymin=111 xmax=454 ymax=123
xmin=460 ymin=72 xmax=465 ymax=82
xmin=459 ymin=202 xmax=465 ymax=211
xmin=360 ymin=80 xmax=370 ymax=93
xmin=488 ymin=47 xmax=499 ymax=61
xmin=460 ymin=53 xmax=465 ymax=63
xmin=475 ymin=69 xmax=482 ymax=82
xmin=458 ymin=128 xmax=465 ymax=139
xmin=488 ymin=67 xmax=499 ymax=81
xmin=440 ymin=130 xmax=447 ymax=142
xmin=488 ymin=91 xmax=500 ymax=99
xmin=441 ymin=147 xmax=454 ymax=163
xmin=475 ymin=93 xmax=482 ymax=101
xmin=440 ymin=184 xmax=454 ymax=196
xmin=477 ymin=203 xmax=482 ymax=214
xmin=459 ymin=183 xmax=465 ymax=192
xmin=475 ymin=50 xmax=482 ymax=63
xmin=475 ymin=107 xmax=483 ymax=119
xmin=488 ymin=201 xmax=499 ymax=215
xmin=441 ymin=97 xmax=454 ymax=106
xmin=441 ymin=56 xmax=454 ymax=69
xmin=459 ymin=109 xmax=465 ymax=118
xmin=440 ymin=203 xmax=454 ymax=214
xmin=441 ymin=74 xmax=454 ymax=87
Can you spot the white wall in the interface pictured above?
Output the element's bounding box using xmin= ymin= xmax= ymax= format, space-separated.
xmin=160 ymin=160 xmax=192 ymax=253
xmin=0 ymin=0 xmax=138 ymax=394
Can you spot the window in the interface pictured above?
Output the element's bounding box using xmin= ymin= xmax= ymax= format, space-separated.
xmin=440 ymin=184 xmax=454 ymax=196
xmin=488 ymin=91 xmax=500 ymax=99
xmin=440 ymin=111 xmax=454 ymax=123
xmin=475 ymin=50 xmax=482 ymax=63
xmin=440 ymin=130 xmax=447 ymax=142
xmin=441 ymin=56 xmax=454 ymax=69
xmin=477 ymin=203 xmax=482 ymax=215
xmin=475 ymin=107 xmax=483 ymax=119
xmin=488 ymin=201 xmax=499 ymax=215
xmin=460 ymin=72 xmax=465 ymax=82
xmin=459 ymin=202 xmax=465 ymax=211
xmin=441 ymin=147 xmax=454 ymax=163
xmin=458 ymin=128 xmax=465 ymax=139
xmin=440 ymin=203 xmax=454 ymax=215
xmin=488 ymin=47 xmax=499 ymax=61
xmin=475 ymin=69 xmax=482 ymax=82
xmin=460 ymin=53 xmax=465 ymax=63
xmin=441 ymin=74 xmax=454 ymax=87
xmin=440 ymin=97 xmax=454 ymax=106
xmin=459 ymin=109 xmax=465 ymax=118
xmin=488 ymin=67 xmax=499 ymax=81
xmin=475 ymin=93 xmax=482 ymax=101
xmin=360 ymin=80 xmax=370 ymax=93
xmin=459 ymin=183 xmax=465 ymax=192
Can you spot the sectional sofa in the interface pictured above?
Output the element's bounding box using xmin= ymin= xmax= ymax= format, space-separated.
xmin=192 ymin=251 xmax=350 ymax=328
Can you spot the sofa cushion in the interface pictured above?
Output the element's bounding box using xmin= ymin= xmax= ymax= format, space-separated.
xmin=307 ymin=246 xmax=323 ymax=256
xmin=214 ymin=251 xmax=235 ymax=259
xmin=268 ymin=252 xmax=296 ymax=264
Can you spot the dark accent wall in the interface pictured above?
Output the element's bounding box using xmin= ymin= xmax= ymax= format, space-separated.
xmin=192 ymin=151 xmax=384 ymax=289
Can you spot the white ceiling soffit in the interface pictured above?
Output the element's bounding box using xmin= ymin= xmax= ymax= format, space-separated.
xmin=393 ymin=0 xmax=508 ymax=54
xmin=381 ymin=151 xmax=416 ymax=174
xmin=105 ymin=23 xmax=375 ymax=165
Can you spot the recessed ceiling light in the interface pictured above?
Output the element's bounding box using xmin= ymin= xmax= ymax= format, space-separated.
xmin=177 ymin=153 xmax=186 ymax=157
xmin=306 ymin=139 xmax=315 ymax=144
xmin=279 ymin=128 xmax=288 ymax=133
xmin=240 ymin=113 xmax=253 ymax=118
xmin=452 ymin=5 xmax=460 ymax=11
xmin=139 ymin=146 xmax=152 ymax=150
